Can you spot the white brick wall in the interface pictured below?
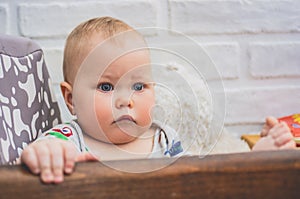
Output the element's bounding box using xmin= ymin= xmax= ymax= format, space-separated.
xmin=203 ymin=43 xmax=240 ymax=79
xmin=169 ymin=0 xmax=300 ymax=34
xmin=18 ymin=1 xmax=157 ymax=38
xmin=1 ymin=0 xmax=300 ymax=137
xmin=249 ymin=42 xmax=300 ymax=77
xmin=0 ymin=4 xmax=7 ymax=34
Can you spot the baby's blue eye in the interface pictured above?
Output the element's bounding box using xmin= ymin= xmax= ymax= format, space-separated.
xmin=98 ymin=83 xmax=113 ymax=92
xmin=132 ymin=83 xmax=144 ymax=91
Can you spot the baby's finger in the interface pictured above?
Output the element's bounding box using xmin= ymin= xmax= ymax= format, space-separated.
xmin=274 ymin=132 xmax=294 ymax=146
xmin=35 ymin=143 xmax=54 ymax=184
xmin=49 ymin=142 xmax=64 ymax=184
xmin=266 ymin=116 xmax=278 ymax=127
xmin=21 ymin=146 xmax=40 ymax=174
xmin=261 ymin=117 xmax=278 ymax=137
xmin=269 ymin=123 xmax=289 ymax=138
xmin=279 ymin=140 xmax=296 ymax=149
xmin=63 ymin=141 xmax=78 ymax=174
xmin=260 ymin=125 xmax=270 ymax=137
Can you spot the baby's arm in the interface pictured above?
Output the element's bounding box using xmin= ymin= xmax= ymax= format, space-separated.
xmin=252 ymin=121 xmax=296 ymax=151
xmin=21 ymin=138 xmax=97 ymax=184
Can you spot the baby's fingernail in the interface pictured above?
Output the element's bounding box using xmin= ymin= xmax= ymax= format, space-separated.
xmin=42 ymin=173 xmax=54 ymax=183
xmin=54 ymin=175 xmax=63 ymax=183
xmin=33 ymin=168 xmax=40 ymax=174
xmin=65 ymin=167 xmax=73 ymax=174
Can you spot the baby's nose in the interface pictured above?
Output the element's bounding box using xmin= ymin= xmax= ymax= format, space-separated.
xmin=115 ymin=97 xmax=134 ymax=109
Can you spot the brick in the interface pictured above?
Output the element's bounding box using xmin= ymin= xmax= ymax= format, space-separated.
xmin=249 ymin=42 xmax=300 ymax=78
xmin=203 ymin=43 xmax=239 ymax=79
xmin=43 ymin=48 xmax=64 ymax=84
xmin=0 ymin=4 xmax=7 ymax=34
xmin=225 ymin=124 xmax=262 ymax=138
xmin=225 ymin=87 xmax=300 ymax=124
xmin=169 ymin=0 xmax=300 ymax=34
xmin=149 ymin=42 xmax=237 ymax=80
xmin=18 ymin=1 xmax=157 ymax=38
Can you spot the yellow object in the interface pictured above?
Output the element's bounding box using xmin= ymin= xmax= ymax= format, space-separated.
xmin=241 ymin=134 xmax=261 ymax=149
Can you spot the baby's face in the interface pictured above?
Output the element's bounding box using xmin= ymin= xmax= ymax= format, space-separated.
xmin=72 ymin=45 xmax=155 ymax=144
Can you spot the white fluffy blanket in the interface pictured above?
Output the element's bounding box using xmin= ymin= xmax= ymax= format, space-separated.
xmin=153 ymin=62 xmax=250 ymax=155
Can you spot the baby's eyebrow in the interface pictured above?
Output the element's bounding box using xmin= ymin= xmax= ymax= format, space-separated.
xmin=100 ymin=73 xmax=115 ymax=80
xmin=131 ymin=74 xmax=143 ymax=79
xmin=130 ymin=73 xmax=151 ymax=79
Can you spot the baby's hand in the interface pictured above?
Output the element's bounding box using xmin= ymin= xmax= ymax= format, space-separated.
xmin=253 ymin=122 xmax=296 ymax=151
xmin=260 ymin=116 xmax=278 ymax=137
xmin=21 ymin=138 xmax=97 ymax=184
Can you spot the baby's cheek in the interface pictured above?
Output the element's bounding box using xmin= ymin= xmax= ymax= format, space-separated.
xmin=141 ymin=109 xmax=152 ymax=125
xmin=138 ymin=100 xmax=155 ymax=126
xmin=94 ymin=98 xmax=112 ymax=124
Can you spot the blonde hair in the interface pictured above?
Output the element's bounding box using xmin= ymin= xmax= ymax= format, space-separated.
xmin=63 ymin=16 xmax=134 ymax=83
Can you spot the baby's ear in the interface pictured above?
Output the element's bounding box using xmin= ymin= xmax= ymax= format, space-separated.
xmin=60 ymin=82 xmax=75 ymax=115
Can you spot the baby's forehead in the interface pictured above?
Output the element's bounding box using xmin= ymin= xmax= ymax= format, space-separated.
xmin=71 ymin=32 xmax=150 ymax=83
xmin=96 ymin=52 xmax=151 ymax=76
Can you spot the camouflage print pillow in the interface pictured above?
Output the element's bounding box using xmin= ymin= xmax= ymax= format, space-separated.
xmin=0 ymin=35 xmax=61 ymax=165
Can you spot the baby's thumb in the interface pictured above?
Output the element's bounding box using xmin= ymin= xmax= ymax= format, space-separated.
xmin=266 ymin=116 xmax=278 ymax=127
xmin=75 ymin=152 xmax=98 ymax=162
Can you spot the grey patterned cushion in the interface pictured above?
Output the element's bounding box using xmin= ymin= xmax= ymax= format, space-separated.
xmin=0 ymin=35 xmax=61 ymax=165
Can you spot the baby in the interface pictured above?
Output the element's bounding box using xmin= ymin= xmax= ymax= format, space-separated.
xmin=21 ymin=16 xmax=295 ymax=185
xmin=21 ymin=17 xmax=183 ymax=184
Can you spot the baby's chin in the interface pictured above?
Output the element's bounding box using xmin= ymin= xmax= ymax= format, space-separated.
xmin=103 ymin=134 xmax=137 ymax=145
xmin=93 ymin=123 xmax=152 ymax=144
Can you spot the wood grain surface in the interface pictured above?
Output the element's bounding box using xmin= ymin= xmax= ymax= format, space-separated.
xmin=1 ymin=150 xmax=300 ymax=199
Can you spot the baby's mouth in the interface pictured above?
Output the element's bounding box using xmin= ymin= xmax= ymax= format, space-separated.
xmin=113 ymin=115 xmax=136 ymax=124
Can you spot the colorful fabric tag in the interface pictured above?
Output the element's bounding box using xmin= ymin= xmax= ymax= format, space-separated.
xmin=164 ymin=140 xmax=183 ymax=157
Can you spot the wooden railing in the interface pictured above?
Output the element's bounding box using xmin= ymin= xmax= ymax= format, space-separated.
xmin=1 ymin=150 xmax=300 ymax=199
